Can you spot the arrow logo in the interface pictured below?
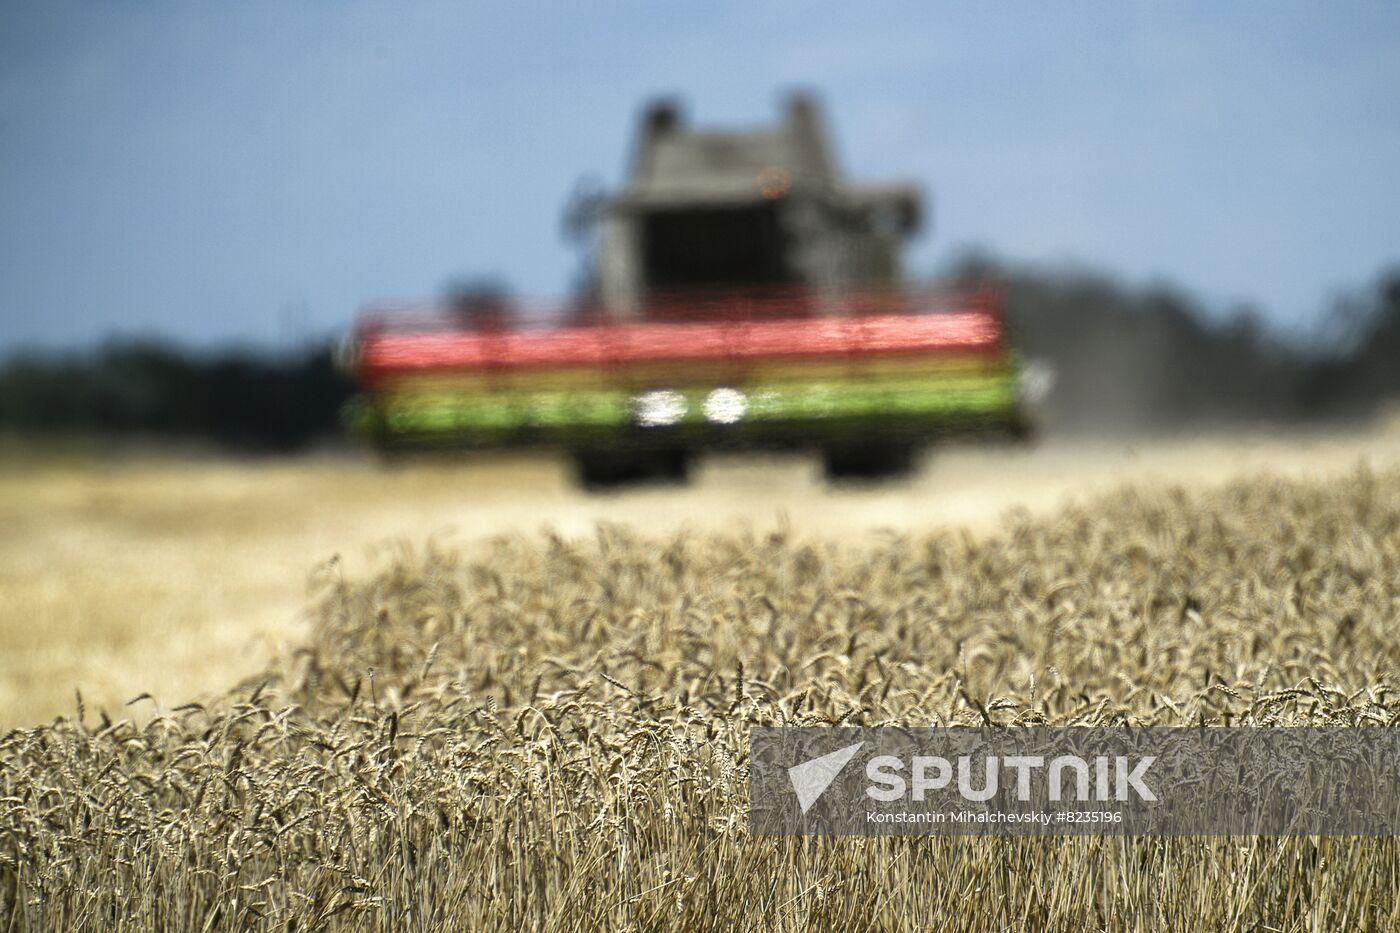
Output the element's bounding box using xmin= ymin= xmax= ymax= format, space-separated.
xmin=787 ymin=741 xmax=864 ymax=814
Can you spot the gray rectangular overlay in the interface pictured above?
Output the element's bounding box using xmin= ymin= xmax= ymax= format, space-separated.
xmin=749 ymin=728 xmax=1400 ymax=836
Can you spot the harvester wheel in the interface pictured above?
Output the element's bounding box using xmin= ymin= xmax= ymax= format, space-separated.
xmin=572 ymin=448 xmax=691 ymax=489
xmin=820 ymin=443 xmax=918 ymax=482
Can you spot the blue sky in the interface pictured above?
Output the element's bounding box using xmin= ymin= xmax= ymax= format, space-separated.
xmin=2 ymin=1 xmax=1398 ymax=350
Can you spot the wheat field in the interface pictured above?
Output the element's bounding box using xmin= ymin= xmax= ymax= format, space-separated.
xmin=3 ymin=429 xmax=1398 ymax=729
xmin=3 ymin=433 xmax=1400 ymax=930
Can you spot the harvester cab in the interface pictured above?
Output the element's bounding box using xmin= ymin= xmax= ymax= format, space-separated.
xmin=592 ymin=94 xmax=921 ymax=321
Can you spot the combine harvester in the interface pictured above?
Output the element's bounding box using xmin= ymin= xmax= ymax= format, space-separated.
xmin=347 ymin=94 xmax=1032 ymax=485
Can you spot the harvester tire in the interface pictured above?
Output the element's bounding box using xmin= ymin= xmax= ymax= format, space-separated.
xmin=572 ymin=448 xmax=691 ymax=490
xmin=820 ymin=443 xmax=918 ymax=482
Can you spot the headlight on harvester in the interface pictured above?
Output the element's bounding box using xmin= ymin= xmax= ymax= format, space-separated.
xmin=1017 ymin=359 xmax=1056 ymax=406
xmin=702 ymin=387 xmax=747 ymax=424
xmin=632 ymin=389 xmax=688 ymax=427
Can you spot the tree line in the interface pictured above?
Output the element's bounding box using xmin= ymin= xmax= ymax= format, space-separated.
xmin=0 ymin=261 xmax=1396 ymax=449
xmin=947 ymin=256 xmax=1399 ymax=433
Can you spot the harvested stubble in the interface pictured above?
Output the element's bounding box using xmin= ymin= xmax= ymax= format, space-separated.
xmin=3 ymin=467 xmax=1400 ymax=931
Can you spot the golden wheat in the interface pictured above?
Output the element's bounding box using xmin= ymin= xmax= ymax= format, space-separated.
xmin=3 ymin=465 xmax=1400 ymax=930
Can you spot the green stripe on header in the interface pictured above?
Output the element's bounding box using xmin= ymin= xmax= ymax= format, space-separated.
xmin=374 ymin=373 xmax=1017 ymax=437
